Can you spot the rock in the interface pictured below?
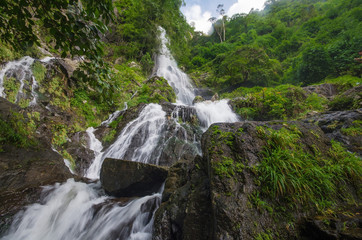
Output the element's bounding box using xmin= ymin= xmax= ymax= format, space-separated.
xmin=329 ymin=86 xmax=362 ymax=111
xmin=100 ymin=158 xmax=168 ymax=197
xmin=154 ymin=120 xmax=360 ymax=240
xmin=305 ymin=108 xmax=362 ymax=156
xmin=303 ymin=83 xmax=339 ymax=99
xmin=128 ymin=61 xmax=141 ymax=69
xmin=211 ymin=93 xmax=219 ymax=102
xmin=193 ymin=88 xmax=214 ymax=101
xmin=192 ymin=95 xmax=204 ymax=104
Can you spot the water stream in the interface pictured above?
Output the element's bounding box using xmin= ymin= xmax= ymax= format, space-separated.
xmin=1 ymin=27 xmax=239 ymax=240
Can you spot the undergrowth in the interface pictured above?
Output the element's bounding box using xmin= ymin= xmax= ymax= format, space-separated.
xmin=257 ymin=127 xmax=361 ymax=212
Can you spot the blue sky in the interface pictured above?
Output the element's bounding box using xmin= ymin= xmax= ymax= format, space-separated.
xmin=181 ymin=0 xmax=267 ymax=33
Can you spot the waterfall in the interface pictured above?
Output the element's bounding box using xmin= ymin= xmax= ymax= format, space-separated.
xmin=156 ymin=27 xmax=195 ymax=105
xmin=1 ymin=27 xmax=240 ymax=240
xmin=194 ymin=99 xmax=240 ymax=128
xmin=0 ymin=56 xmax=54 ymax=105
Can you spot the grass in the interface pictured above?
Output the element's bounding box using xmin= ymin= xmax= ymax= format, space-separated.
xmin=341 ymin=120 xmax=362 ymax=136
xmin=225 ymin=84 xmax=328 ymax=121
xmin=257 ymin=127 xmax=361 ymax=211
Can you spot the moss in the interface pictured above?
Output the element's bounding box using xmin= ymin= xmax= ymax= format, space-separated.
xmin=0 ymin=42 xmax=15 ymax=62
xmin=257 ymin=127 xmax=361 ymax=212
xmin=341 ymin=120 xmax=362 ymax=136
xmin=3 ymin=77 xmax=19 ymax=103
xmin=103 ymin=129 xmax=117 ymax=143
xmin=51 ymin=124 xmax=68 ymax=147
xmin=213 ymin=156 xmax=244 ymax=178
xmin=32 ymin=62 xmax=47 ymax=84
xmin=0 ymin=111 xmax=38 ymax=148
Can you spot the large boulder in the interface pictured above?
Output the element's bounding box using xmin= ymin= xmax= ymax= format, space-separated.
xmin=100 ymin=158 xmax=168 ymax=197
xmin=153 ymin=120 xmax=361 ymax=240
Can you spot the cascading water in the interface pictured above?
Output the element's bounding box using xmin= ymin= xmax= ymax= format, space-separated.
xmin=156 ymin=27 xmax=195 ymax=105
xmin=0 ymin=56 xmax=55 ymax=105
xmin=1 ymin=27 xmax=240 ymax=240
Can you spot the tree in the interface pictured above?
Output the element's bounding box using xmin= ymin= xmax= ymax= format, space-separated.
xmin=209 ymin=4 xmax=226 ymax=42
xmin=0 ymin=0 xmax=114 ymax=98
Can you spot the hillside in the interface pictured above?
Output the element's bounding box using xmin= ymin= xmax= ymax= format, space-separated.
xmin=0 ymin=0 xmax=361 ymax=239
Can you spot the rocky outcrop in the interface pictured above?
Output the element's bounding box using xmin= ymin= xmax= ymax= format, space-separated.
xmin=100 ymin=158 xmax=168 ymax=197
xmin=305 ymin=108 xmax=362 ymax=156
xmin=153 ymin=120 xmax=361 ymax=240
xmin=303 ymin=83 xmax=339 ymax=99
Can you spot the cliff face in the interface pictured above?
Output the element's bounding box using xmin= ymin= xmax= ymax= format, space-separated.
xmin=0 ymin=98 xmax=72 ymax=233
xmin=153 ymin=115 xmax=361 ymax=240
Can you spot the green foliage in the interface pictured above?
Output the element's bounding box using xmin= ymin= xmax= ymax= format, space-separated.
xmin=3 ymin=77 xmax=19 ymax=103
xmin=0 ymin=111 xmax=37 ymax=148
xmin=226 ymin=84 xmax=327 ymax=120
xmin=188 ymin=0 xmax=362 ymax=91
xmin=324 ymin=75 xmax=361 ymax=91
xmin=341 ymin=120 xmax=362 ymax=137
xmin=213 ymin=156 xmax=244 ymax=178
xmin=32 ymin=62 xmax=47 ymax=84
xmin=257 ymin=127 xmax=361 ymax=211
xmin=51 ymin=124 xmax=68 ymax=147
xmin=103 ymin=129 xmax=117 ymax=143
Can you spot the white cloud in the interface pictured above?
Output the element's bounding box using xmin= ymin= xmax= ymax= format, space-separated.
xmin=227 ymin=0 xmax=266 ymax=17
xmin=183 ymin=5 xmax=213 ymax=34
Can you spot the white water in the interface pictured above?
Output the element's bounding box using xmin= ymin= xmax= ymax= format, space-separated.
xmin=194 ymin=99 xmax=240 ymax=128
xmin=101 ymin=102 xmax=128 ymax=126
xmin=1 ymin=179 xmax=162 ymax=240
xmin=1 ymin=28 xmax=240 ymax=240
xmin=0 ymin=56 xmax=54 ymax=105
xmin=29 ymin=77 xmax=39 ymax=106
xmin=156 ymin=27 xmax=195 ymax=105
xmin=84 ymin=127 xmax=104 ymax=179
xmin=0 ymin=56 xmax=35 ymax=101
xmin=104 ymin=104 xmax=166 ymax=165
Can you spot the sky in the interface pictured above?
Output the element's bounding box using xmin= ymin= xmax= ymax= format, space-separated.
xmin=181 ymin=0 xmax=267 ymax=34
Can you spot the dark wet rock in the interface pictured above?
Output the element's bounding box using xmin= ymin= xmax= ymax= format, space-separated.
xmin=329 ymin=86 xmax=362 ymax=111
xmin=305 ymin=109 xmax=362 ymax=156
xmin=194 ymin=88 xmax=214 ymax=100
xmin=301 ymin=206 xmax=362 ymax=240
xmin=100 ymin=158 xmax=168 ymax=197
xmin=154 ymin=120 xmax=360 ymax=240
xmin=192 ymin=95 xmax=205 ymax=104
xmin=0 ymin=97 xmax=72 ymax=233
xmin=303 ymin=83 xmax=340 ymax=99
xmin=65 ymin=132 xmax=96 ymax=176
xmin=153 ymin=157 xmax=213 ymax=240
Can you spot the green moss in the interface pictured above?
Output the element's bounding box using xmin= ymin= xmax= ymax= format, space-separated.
xmin=341 ymin=120 xmax=362 ymax=136
xmin=51 ymin=124 xmax=68 ymax=147
xmin=213 ymin=156 xmax=244 ymax=178
xmin=257 ymin=127 xmax=361 ymax=212
xmin=61 ymin=150 xmax=75 ymax=172
xmin=0 ymin=43 xmax=15 ymax=62
xmin=227 ymin=84 xmax=328 ymax=121
xmin=103 ymin=129 xmax=117 ymax=143
xmin=32 ymin=62 xmax=47 ymax=84
xmin=3 ymin=77 xmax=19 ymax=103
xmin=0 ymin=111 xmax=38 ymax=148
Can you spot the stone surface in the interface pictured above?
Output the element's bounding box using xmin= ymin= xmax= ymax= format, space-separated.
xmin=100 ymin=158 xmax=168 ymax=197
xmin=153 ymin=119 xmax=361 ymax=240
xmin=305 ymin=108 xmax=362 ymax=156
xmin=303 ymin=83 xmax=339 ymax=99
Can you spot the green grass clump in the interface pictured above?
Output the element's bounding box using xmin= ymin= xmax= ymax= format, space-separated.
xmin=257 ymin=127 xmax=361 ymax=211
xmin=32 ymin=61 xmax=47 ymax=84
xmin=213 ymin=156 xmax=244 ymax=178
xmin=3 ymin=77 xmax=19 ymax=103
xmin=341 ymin=120 xmax=362 ymax=136
xmin=226 ymin=84 xmax=327 ymax=121
xmin=324 ymin=75 xmax=361 ymax=91
xmin=0 ymin=111 xmax=38 ymax=148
